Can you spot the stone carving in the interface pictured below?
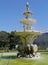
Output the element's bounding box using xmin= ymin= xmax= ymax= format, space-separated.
xmin=16 ymin=43 xmax=38 ymax=58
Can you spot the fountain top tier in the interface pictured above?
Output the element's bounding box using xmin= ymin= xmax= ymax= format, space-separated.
xmin=21 ymin=2 xmax=36 ymax=24
xmin=23 ymin=2 xmax=32 ymax=19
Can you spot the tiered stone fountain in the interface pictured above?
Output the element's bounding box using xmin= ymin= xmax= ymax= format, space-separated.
xmin=16 ymin=2 xmax=40 ymax=59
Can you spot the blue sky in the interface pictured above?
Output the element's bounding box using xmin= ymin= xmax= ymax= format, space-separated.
xmin=0 ymin=0 xmax=48 ymax=32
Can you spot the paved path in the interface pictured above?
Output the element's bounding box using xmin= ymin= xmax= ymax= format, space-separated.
xmin=40 ymin=52 xmax=48 ymax=54
xmin=0 ymin=52 xmax=18 ymax=57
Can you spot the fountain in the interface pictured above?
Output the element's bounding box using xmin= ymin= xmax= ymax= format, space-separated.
xmin=16 ymin=2 xmax=40 ymax=59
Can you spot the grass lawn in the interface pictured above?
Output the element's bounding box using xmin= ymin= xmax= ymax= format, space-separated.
xmin=0 ymin=52 xmax=48 ymax=65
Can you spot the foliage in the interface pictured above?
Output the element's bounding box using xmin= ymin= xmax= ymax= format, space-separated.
xmin=0 ymin=31 xmax=40 ymax=51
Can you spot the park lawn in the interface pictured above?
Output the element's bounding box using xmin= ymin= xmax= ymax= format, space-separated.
xmin=0 ymin=53 xmax=48 ymax=65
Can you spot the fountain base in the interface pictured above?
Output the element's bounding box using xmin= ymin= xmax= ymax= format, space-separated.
xmin=17 ymin=52 xmax=40 ymax=60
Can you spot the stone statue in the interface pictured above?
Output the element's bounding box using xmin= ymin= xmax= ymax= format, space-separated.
xmin=16 ymin=43 xmax=38 ymax=58
xmin=26 ymin=2 xmax=30 ymax=11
